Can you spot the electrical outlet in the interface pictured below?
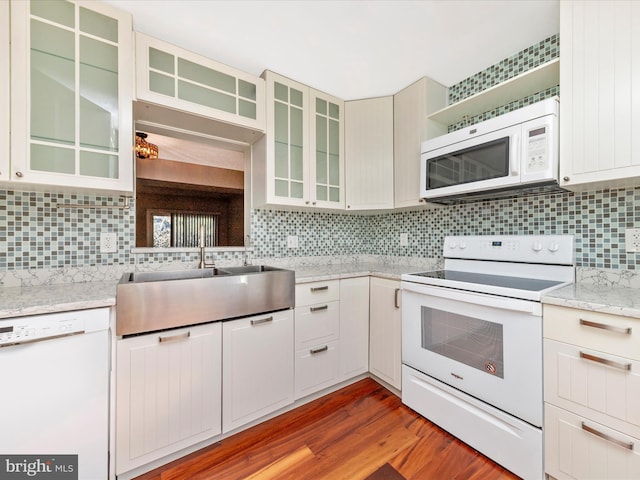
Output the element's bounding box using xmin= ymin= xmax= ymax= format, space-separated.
xmin=100 ymin=232 xmax=117 ymax=253
xmin=400 ymin=233 xmax=409 ymax=246
xmin=625 ymin=228 xmax=640 ymax=253
xmin=287 ymin=235 xmax=299 ymax=248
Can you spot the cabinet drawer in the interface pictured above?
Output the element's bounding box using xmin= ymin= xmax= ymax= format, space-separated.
xmin=544 ymin=305 xmax=640 ymax=361
xmin=295 ymin=280 xmax=340 ymax=307
xmin=545 ymin=403 xmax=640 ymax=480
xmin=294 ymin=340 xmax=339 ymax=399
xmin=544 ymin=339 xmax=640 ymax=439
xmin=295 ymin=301 xmax=339 ymax=350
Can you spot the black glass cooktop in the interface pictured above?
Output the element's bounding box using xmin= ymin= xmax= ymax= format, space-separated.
xmin=411 ymin=270 xmax=565 ymax=292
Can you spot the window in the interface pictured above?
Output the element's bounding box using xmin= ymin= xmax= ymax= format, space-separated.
xmin=152 ymin=212 xmax=219 ymax=248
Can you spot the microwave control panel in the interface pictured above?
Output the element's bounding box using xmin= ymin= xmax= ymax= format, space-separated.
xmin=525 ymin=125 xmax=549 ymax=173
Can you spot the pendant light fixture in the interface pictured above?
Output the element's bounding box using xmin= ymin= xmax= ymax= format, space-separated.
xmin=135 ymin=131 xmax=159 ymax=159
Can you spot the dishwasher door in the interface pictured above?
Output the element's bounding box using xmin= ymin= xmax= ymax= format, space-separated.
xmin=0 ymin=309 xmax=109 ymax=480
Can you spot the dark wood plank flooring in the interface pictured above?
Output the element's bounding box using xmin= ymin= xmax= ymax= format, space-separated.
xmin=134 ymin=378 xmax=520 ymax=480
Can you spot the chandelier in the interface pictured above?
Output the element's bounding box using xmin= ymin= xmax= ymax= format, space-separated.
xmin=135 ymin=132 xmax=159 ymax=159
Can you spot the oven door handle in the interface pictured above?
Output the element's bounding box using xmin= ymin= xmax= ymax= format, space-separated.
xmin=401 ymin=281 xmax=540 ymax=314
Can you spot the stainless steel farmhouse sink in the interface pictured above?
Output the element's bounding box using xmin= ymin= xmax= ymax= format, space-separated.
xmin=116 ymin=266 xmax=295 ymax=336
xmin=126 ymin=268 xmax=230 ymax=283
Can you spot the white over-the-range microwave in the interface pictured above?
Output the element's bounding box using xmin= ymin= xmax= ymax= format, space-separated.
xmin=420 ymin=97 xmax=560 ymax=204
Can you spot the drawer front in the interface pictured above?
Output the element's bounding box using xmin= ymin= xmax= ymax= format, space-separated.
xmin=295 ymin=301 xmax=339 ymax=350
xmin=544 ymin=305 xmax=640 ymax=360
xmin=544 ymin=339 xmax=640 ymax=439
xmin=545 ymin=403 xmax=640 ymax=480
xmin=294 ymin=341 xmax=339 ymax=399
xmin=296 ymin=280 xmax=340 ymax=307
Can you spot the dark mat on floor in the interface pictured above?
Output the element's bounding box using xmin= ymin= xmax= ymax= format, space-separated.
xmin=365 ymin=463 xmax=406 ymax=480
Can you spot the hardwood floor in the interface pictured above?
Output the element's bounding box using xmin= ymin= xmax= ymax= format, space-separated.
xmin=134 ymin=378 xmax=520 ymax=480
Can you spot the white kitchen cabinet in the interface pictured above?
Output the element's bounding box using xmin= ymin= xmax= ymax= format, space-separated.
xmin=345 ymin=96 xmax=394 ymax=210
xmin=253 ymin=71 xmax=344 ymax=209
xmin=544 ymin=304 xmax=640 ymax=480
xmin=134 ymin=33 xmax=265 ymax=133
xmin=339 ymin=276 xmax=370 ymax=380
xmin=10 ymin=0 xmax=134 ymax=193
xmin=369 ymin=277 xmax=402 ymax=390
xmin=294 ymin=280 xmax=341 ymax=399
xmin=115 ymin=322 xmax=222 ymax=475
xmin=559 ymin=0 xmax=640 ymax=190
xmin=545 ymin=404 xmax=640 ymax=480
xmin=0 ymin=1 xmax=8 ymax=182
xmin=222 ymin=310 xmax=294 ymax=433
xmin=393 ymin=78 xmax=447 ymax=208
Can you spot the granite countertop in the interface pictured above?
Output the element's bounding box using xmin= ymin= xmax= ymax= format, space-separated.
xmin=292 ymin=262 xmax=423 ymax=283
xmin=0 ymin=262 xmax=428 ymax=320
xmin=542 ymin=283 xmax=640 ymax=319
xmin=0 ymin=281 xmax=117 ymax=320
xmin=9 ymin=261 xmax=639 ymax=321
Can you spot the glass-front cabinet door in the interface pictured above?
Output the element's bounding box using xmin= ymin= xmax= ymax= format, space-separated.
xmin=310 ymin=90 xmax=344 ymax=208
xmin=10 ymin=0 xmax=133 ymax=193
xmin=260 ymin=71 xmax=343 ymax=209
xmin=135 ymin=33 xmax=265 ymax=133
xmin=0 ymin=1 xmax=9 ymax=182
xmin=264 ymin=71 xmax=309 ymax=207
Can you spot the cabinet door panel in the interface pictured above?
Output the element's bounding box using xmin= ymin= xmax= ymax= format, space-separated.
xmin=116 ymin=323 xmax=222 ymax=475
xmin=545 ymin=404 xmax=640 ymax=480
xmin=345 ymin=97 xmax=394 ymax=210
xmin=135 ymin=33 xmax=265 ymax=131
xmin=10 ymin=0 xmax=133 ymax=192
xmin=544 ymin=338 xmax=640 ymax=439
xmin=222 ymin=311 xmax=294 ymax=433
xmin=295 ymin=301 xmax=339 ymax=350
xmin=369 ymin=277 xmax=401 ymax=389
xmin=0 ymin=0 xmax=8 ymax=181
xmin=294 ymin=341 xmax=340 ymax=399
xmin=560 ymin=0 xmax=640 ymax=189
xmin=543 ymin=304 xmax=640 ymax=361
xmin=339 ymin=277 xmax=369 ymax=380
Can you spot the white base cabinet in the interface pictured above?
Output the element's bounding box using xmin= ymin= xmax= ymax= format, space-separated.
xmin=222 ymin=310 xmax=294 ymax=433
xmin=115 ymin=322 xmax=222 ymax=475
xmin=544 ymin=304 xmax=640 ymax=480
xmin=294 ymin=280 xmax=341 ymax=399
xmin=545 ymin=404 xmax=640 ymax=480
xmin=339 ymin=276 xmax=370 ymax=380
xmin=369 ymin=277 xmax=402 ymax=390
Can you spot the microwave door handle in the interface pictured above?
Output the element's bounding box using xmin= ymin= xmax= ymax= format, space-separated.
xmin=511 ymin=133 xmax=520 ymax=177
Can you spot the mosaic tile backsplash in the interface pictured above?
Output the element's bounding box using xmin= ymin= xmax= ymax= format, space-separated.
xmin=1 ymin=186 xmax=639 ymax=278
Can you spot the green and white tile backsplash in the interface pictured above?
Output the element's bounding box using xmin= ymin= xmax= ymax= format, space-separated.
xmin=1 ymin=185 xmax=638 ymax=277
xmin=1 ymin=33 xmax=638 ymax=283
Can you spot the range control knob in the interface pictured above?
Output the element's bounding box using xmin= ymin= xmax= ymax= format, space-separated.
xmin=532 ymin=241 xmax=543 ymax=252
xmin=548 ymin=242 xmax=559 ymax=253
xmin=459 ymin=242 xmax=467 ymax=250
xmin=448 ymin=241 xmax=457 ymax=249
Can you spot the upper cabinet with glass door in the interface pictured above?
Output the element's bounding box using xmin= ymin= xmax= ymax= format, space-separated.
xmin=135 ymin=33 xmax=265 ymax=134
xmin=253 ymin=71 xmax=344 ymax=210
xmin=10 ymin=0 xmax=133 ymax=193
xmin=0 ymin=1 xmax=9 ymax=182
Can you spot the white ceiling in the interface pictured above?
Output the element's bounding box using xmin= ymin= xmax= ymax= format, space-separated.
xmin=104 ymin=0 xmax=559 ymax=101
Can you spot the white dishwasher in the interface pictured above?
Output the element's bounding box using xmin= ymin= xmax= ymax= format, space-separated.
xmin=0 ymin=308 xmax=110 ymax=480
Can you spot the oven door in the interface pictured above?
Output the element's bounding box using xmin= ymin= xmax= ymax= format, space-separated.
xmin=401 ymin=281 xmax=543 ymax=427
